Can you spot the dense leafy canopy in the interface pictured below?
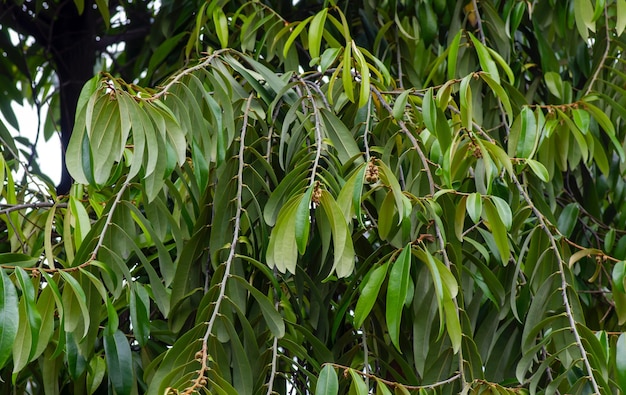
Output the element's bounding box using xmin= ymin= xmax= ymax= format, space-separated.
xmin=2 ymin=0 xmax=626 ymax=394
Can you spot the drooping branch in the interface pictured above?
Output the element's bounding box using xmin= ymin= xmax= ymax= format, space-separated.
xmin=182 ymin=94 xmax=253 ymax=394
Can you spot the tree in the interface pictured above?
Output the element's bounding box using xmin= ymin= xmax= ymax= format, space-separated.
xmin=1 ymin=0 xmax=626 ymax=393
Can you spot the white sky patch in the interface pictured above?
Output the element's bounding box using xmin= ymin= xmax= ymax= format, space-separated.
xmin=6 ymin=102 xmax=62 ymax=185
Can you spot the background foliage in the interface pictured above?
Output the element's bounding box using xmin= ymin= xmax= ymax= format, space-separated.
xmin=2 ymin=0 xmax=626 ymax=394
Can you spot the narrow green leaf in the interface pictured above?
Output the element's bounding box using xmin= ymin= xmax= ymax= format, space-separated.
xmin=480 ymin=72 xmax=513 ymax=122
xmin=213 ymin=7 xmax=229 ymax=48
xmin=295 ymin=188 xmax=313 ymax=255
xmin=15 ymin=267 xmax=42 ymax=356
xmin=447 ymin=30 xmax=462 ymax=80
xmin=353 ymin=261 xmax=389 ymax=328
xmin=308 ymin=9 xmax=328 ymax=60
xmin=230 ymin=276 xmax=285 ymax=338
xmin=583 ymin=101 xmax=625 ymax=162
xmin=483 ymin=199 xmax=510 ymax=264
xmin=104 ymin=329 xmax=135 ymax=395
xmin=466 ymin=192 xmax=482 ymax=224
xmin=59 ymin=271 xmax=91 ymax=339
xmin=574 ymin=0 xmax=595 ymax=39
xmin=343 ymin=43 xmax=354 ymax=102
xmin=87 ymin=356 xmax=106 ymax=395
xmin=266 ymin=194 xmax=300 ymax=274
xmin=0 ymin=268 xmax=18 ymax=369
xmin=316 ymin=365 xmax=338 ymax=395
xmin=469 ymin=33 xmax=500 ymax=84
xmin=386 ymin=244 xmax=412 ymax=350
xmin=526 ymin=159 xmax=549 ymax=182
xmin=517 ymin=106 xmax=538 ymax=159
xmin=460 ymin=74 xmax=473 ymax=130
xmin=283 ymin=17 xmax=313 ymax=58
xmin=376 ymin=381 xmax=393 ymax=395
xmin=490 ymin=196 xmax=512 ymax=230
xmin=319 ymin=190 xmax=356 ymax=278
xmin=319 ymin=108 xmax=363 ymax=165
xmin=130 ymin=283 xmax=150 ymax=347
xmin=349 ymin=369 xmax=369 ymax=395
xmin=616 ymin=333 xmax=626 ymax=393
xmin=618 ymin=0 xmax=626 ymax=36
xmin=557 ymin=203 xmax=579 ymax=238
xmin=393 ymin=89 xmax=411 ymax=121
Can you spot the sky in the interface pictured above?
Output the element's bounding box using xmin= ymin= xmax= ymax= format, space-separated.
xmin=10 ymin=102 xmax=62 ymax=185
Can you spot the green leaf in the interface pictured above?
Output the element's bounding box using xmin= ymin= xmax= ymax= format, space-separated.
xmin=266 ymin=194 xmax=300 ymax=274
xmin=574 ymin=0 xmax=595 ymax=40
xmin=460 ymin=74 xmax=473 ymax=130
xmin=342 ymin=43 xmax=354 ymax=103
xmin=483 ymin=199 xmax=510 ymax=264
xmin=376 ymin=381 xmax=393 ymax=395
xmin=466 ymin=192 xmax=482 ymax=224
xmin=469 ymin=33 xmax=500 ymax=84
xmin=130 ymin=283 xmax=151 ymax=347
xmin=490 ymin=196 xmax=512 ymax=230
xmin=230 ymin=276 xmax=285 ymax=338
xmin=319 ymin=108 xmax=363 ymax=165
xmin=0 ymin=268 xmax=18 ymax=369
xmin=447 ymin=30 xmax=462 ymax=80
xmin=353 ymin=261 xmax=389 ymax=328
xmin=15 ymin=267 xmax=42 ymax=357
xmin=316 ymin=365 xmax=338 ymax=395
xmin=295 ymin=187 xmax=313 ymax=255
xmin=87 ymin=356 xmax=106 ymax=395
xmin=526 ymin=159 xmax=549 ymax=182
xmin=59 ymin=271 xmax=91 ymax=339
xmin=283 ymin=17 xmax=313 ymax=58
xmin=213 ymin=7 xmax=229 ymax=48
xmin=480 ymin=72 xmax=513 ymax=122
xmin=393 ymin=89 xmax=411 ymax=120
xmin=349 ymin=369 xmax=369 ymax=395
xmin=618 ymin=0 xmax=626 ymax=36
xmin=516 ymin=106 xmax=538 ymax=159
xmin=557 ymin=203 xmax=579 ymax=238
xmin=104 ymin=329 xmax=135 ymax=395
xmin=386 ymin=244 xmax=412 ymax=350
xmin=616 ymin=333 xmax=626 ymax=394
xmin=308 ymin=9 xmax=328 ymax=60
xmin=319 ymin=190 xmax=356 ymax=278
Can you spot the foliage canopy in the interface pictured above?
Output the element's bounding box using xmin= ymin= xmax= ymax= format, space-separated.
xmin=2 ymin=0 xmax=626 ymax=394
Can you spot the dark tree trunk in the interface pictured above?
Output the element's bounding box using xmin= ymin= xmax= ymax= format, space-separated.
xmin=52 ymin=1 xmax=97 ymax=195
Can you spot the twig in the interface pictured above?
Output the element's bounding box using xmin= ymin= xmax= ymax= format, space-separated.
xmin=0 ymin=202 xmax=67 ymax=215
xmin=182 ymin=94 xmax=253 ymax=395
xmin=265 ymin=301 xmax=281 ymax=395
xmin=325 ymin=362 xmax=461 ymax=390
xmin=371 ymin=86 xmax=467 ymax=384
xmin=584 ymin=5 xmax=610 ymax=97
